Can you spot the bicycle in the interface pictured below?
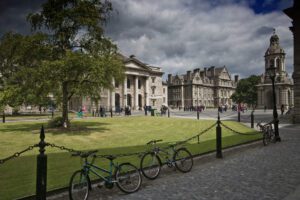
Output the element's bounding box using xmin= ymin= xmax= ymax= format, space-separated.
xmin=69 ymin=150 xmax=142 ymax=200
xmin=257 ymin=122 xmax=275 ymax=146
xmin=140 ymin=139 xmax=193 ymax=180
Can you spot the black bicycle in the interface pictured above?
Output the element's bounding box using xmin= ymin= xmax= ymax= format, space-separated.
xmin=140 ymin=139 xmax=193 ymax=180
xmin=257 ymin=122 xmax=275 ymax=146
xmin=69 ymin=150 xmax=142 ymax=200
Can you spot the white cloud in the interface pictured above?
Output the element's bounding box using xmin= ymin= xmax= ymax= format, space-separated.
xmin=105 ymin=0 xmax=293 ymax=79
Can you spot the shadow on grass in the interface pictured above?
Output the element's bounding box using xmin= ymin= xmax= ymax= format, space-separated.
xmin=0 ymin=121 xmax=111 ymax=136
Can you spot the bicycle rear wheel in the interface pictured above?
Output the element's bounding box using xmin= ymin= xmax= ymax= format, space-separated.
xmin=69 ymin=170 xmax=90 ymax=200
xmin=174 ymin=148 xmax=193 ymax=173
xmin=140 ymin=152 xmax=161 ymax=180
xmin=115 ymin=163 xmax=142 ymax=193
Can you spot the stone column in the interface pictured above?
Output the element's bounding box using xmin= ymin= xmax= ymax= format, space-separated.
xmin=135 ymin=76 xmax=139 ymax=110
xmin=124 ymin=76 xmax=127 ymax=107
xmin=111 ymin=78 xmax=115 ymax=111
xmin=145 ymin=77 xmax=149 ymax=106
xmin=181 ymin=85 xmax=185 ymax=108
xmin=284 ymin=2 xmax=300 ymax=123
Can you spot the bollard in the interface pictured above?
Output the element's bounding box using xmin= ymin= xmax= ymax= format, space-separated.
xmin=238 ymin=111 xmax=241 ymax=122
xmin=197 ymin=135 xmax=200 ymax=144
xmin=36 ymin=126 xmax=47 ymax=200
xmin=145 ymin=108 xmax=147 ymax=116
xmin=197 ymin=110 xmax=199 ymax=120
xmin=110 ymin=108 xmax=113 ymax=118
xmin=168 ymin=109 xmax=170 ymax=118
xmin=216 ymin=112 xmax=223 ymax=158
xmin=2 ymin=112 xmax=5 ymax=123
xmin=251 ymin=111 xmax=254 ymax=128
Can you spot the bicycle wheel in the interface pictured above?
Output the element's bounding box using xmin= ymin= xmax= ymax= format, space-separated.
xmin=174 ymin=148 xmax=193 ymax=173
xmin=140 ymin=152 xmax=162 ymax=180
xmin=263 ymin=132 xmax=269 ymax=146
xmin=69 ymin=170 xmax=90 ymax=200
xmin=115 ymin=163 xmax=142 ymax=193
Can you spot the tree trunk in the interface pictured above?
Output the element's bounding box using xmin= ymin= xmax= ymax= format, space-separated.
xmin=62 ymin=82 xmax=69 ymax=128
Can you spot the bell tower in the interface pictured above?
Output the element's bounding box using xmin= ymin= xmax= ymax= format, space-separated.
xmin=264 ymin=29 xmax=286 ymax=82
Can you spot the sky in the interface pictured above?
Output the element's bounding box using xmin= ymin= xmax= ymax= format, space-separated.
xmin=0 ymin=0 xmax=294 ymax=79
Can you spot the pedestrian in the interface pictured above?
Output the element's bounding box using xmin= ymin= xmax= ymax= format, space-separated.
xmin=264 ymin=105 xmax=267 ymax=112
xmin=281 ymin=104 xmax=285 ymax=115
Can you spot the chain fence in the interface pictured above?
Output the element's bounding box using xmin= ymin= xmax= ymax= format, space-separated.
xmin=220 ymin=121 xmax=261 ymax=136
xmin=0 ymin=144 xmax=38 ymax=164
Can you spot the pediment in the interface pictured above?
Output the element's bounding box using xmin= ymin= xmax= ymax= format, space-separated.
xmin=124 ymin=60 xmax=152 ymax=72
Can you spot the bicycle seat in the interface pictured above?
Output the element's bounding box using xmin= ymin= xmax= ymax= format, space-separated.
xmin=103 ymin=155 xmax=117 ymax=160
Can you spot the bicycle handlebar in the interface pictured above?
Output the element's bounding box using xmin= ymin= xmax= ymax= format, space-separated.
xmin=146 ymin=139 xmax=163 ymax=145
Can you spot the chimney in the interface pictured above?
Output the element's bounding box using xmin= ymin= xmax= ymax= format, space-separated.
xmin=129 ymin=54 xmax=135 ymax=58
xmin=234 ymin=75 xmax=239 ymax=82
xmin=187 ymin=71 xmax=191 ymax=80
xmin=168 ymin=74 xmax=173 ymax=83
xmin=210 ymin=66 xmax=215 ymax=76
xmin=204 ymin=67 xmax=207 ymax=76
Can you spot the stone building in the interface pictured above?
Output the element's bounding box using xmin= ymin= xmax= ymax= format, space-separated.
xmin=167 ymin=66 xmax=237 ymax=108
xmin=284 ymin=1 xmax=300 ymax=123
xmin=256 ymin=31 xmax=294 ymax=109
xmin=69 ymin=54 xmax=165 ymax=112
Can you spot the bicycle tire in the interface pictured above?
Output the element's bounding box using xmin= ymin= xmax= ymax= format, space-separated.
xmin=69 ymin=170 xmax=90 ymax=200
xmin=115 ymin=163 xmax=142 ymax=193
xmin=263 ymin=132 xmax=269 ymax=146
xmin=174 ymin=148 xmax=193 ymax=173
xmin=140 ymin=152 xmax=162 ymax=180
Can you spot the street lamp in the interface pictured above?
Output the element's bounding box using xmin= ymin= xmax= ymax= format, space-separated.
xmin=266 ymin=66 xmax=281 ymax=142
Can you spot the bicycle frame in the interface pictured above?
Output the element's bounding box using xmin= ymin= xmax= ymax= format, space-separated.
xmin=82 ymin=157 xmax=118 ymax=184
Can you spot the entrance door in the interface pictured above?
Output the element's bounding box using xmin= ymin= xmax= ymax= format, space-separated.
xmin=138 ymin=94 xmax=142 ymax=108
xmin=127 ymin=94 xmax=132 ymax=107
xmin=115 ymin=93 xmax=120 ymax=111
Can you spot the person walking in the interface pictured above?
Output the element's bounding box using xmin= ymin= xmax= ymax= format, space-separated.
xmin=281 ymin=104 xmax=285 ymax=115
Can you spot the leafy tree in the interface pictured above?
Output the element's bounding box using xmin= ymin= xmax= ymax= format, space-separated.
xmin=231 ymin=75 xmax=260 ymax=108
xmin=24 ymin=0 xmax=125 ymax=127
xmin=0 ymin=32 xmax=53 ymax=117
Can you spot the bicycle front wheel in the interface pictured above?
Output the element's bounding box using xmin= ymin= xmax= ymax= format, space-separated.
xmin=140 ymin=152 xmax=162 ymax=180
xmin=263 ymin=132 xmax=270 ymax=146
xmin=115 ymin=163 xmax=142 ymax=193
xmin=69 ymin=170 xmax=90 ymax=200
xmin=174 ymin=148 xmax=193 ymax=173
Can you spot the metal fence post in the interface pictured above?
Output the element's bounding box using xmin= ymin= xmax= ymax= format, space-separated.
xmin=251 ymin=111 xmax=254 ymax=128
xmin=238 ymin=111 xmax=241 ymax=122
xmin=168 ymin=109 xmax=170 ymax=118
xmin=110 ymin=108 xmax=113 ymax=118
xmin=197 ymin=110 xmax=199 ymax=120
xmin=216 ymin=112 xmax=223 ymax=158
xmin=36 ymin=126 xmax=47 ymax=200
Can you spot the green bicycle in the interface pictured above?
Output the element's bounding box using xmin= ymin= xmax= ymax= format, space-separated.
xmin=69 ymin=150 xmax=142 ymax=200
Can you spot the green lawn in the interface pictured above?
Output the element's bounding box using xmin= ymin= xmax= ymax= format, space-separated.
xmin=0 ymin=116 xmax=261 ymax=199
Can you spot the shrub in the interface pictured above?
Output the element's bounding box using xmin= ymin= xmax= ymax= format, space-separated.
xmin=48 ymin=116 xmax=65 ymax=128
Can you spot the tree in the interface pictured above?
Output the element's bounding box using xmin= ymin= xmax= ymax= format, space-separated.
xmin=25 ymin=0 xmax=124 ymax=127
xmin=0 ymin=32 xmax=54 ymax=117
xmin=231 ymin=75 xmax=260 ymax=108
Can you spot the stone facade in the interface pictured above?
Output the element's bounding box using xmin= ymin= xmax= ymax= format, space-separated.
xmin=284 ymin=1 xmax=300 ymax=123
xmin=69 ymin=54 xmax=165 ymax=112
xmin=256 ymin=31 xmax=294 ymax=109
xmin=167 ymin=66 xmax=237 ymax=108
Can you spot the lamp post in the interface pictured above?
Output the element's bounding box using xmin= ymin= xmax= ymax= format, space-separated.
xmin=266 ymin=66 xmax=281 ymax=142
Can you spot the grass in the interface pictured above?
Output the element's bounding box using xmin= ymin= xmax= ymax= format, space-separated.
xmin=0 ymin=116 xmax=261 ymax=199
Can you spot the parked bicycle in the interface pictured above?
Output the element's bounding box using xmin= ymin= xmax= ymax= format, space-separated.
xmin=140 ymin=139 xmax=193 ymax=180
xmin=257 ymin=121 xmax=275 ymax=146
xmin=69 ymin=150 xmax=142 ymax=200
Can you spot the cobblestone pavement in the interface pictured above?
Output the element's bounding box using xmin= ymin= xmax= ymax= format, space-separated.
xmin=50 ymin=124 xmax=300 ymax=200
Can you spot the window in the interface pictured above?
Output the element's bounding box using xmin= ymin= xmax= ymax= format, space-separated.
xmin=151 ymin=86 xmax=156 ymax=94
xmin=151 ymin=77 xmax=156 ymax=83
xmin=152 ymin=100 xmax=156 ymax=106
xmin=115 ymin=81 xmax=119 ymax=88
xmin=127 ymin=79 xmax=130 ymax=89
xmin=163 ymin=97 xmax=166 ymax=103
xmin=138 ymin=79 xmax=141 ymax=89
xmin=163 ymin=88 xmax=165 ymax=94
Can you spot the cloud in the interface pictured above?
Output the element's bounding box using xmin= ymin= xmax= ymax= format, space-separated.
xmin=105 ymin=0 xmax=293 ymax=79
